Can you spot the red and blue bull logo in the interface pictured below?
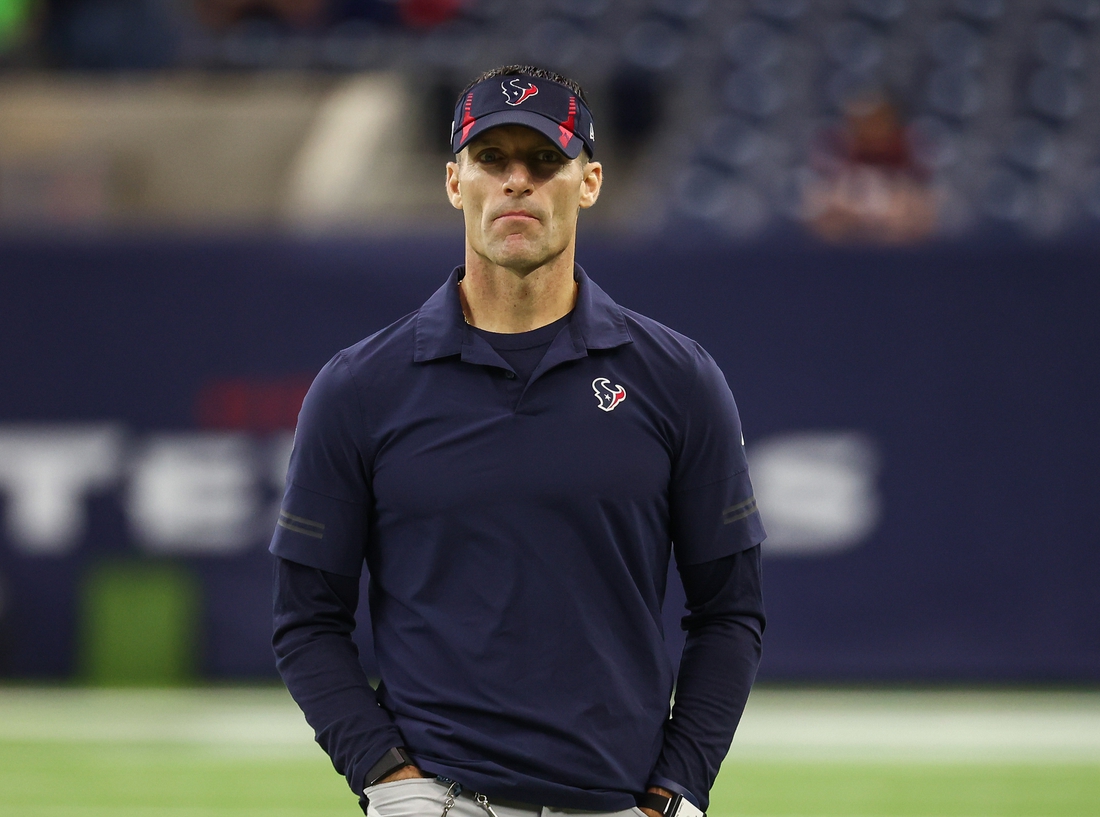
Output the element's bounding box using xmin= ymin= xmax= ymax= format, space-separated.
xmin=502 ymin=78 xmax=539 ymax=106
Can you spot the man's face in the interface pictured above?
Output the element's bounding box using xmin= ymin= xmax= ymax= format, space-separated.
xmin=446 ymin=125 xmax=602 ymax=275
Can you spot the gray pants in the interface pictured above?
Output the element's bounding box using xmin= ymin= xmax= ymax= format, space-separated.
xmin=364 ymin=777 xmax=647 ymax=817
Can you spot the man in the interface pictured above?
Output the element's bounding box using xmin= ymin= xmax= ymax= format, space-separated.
xmin=271 ymin=65 xmax=766 ymax=817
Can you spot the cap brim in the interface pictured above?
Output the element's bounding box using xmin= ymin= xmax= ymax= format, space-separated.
xmin=453 ymin=110 xmax=586 ymax=159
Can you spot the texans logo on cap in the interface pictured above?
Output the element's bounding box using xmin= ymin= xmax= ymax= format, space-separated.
xmin=451 ymin=73 xmax=595 ymax=159
xmin=502 ymin=78 xmax=539 ymax=106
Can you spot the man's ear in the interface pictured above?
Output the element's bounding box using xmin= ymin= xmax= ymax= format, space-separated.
xmin=579 ymin=160 xmax=603 ymax=209
xmin=446 ymin=160 xmax=462 ymax=210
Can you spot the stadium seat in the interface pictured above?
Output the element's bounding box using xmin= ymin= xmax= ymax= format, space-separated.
xmin=621 ymin=18 xmax=684 ymax=71
xmin=722 ymin=19 xmax=784 ymax=70
xmin=675 ymin=163 xmax=737 ymax=222
xmin=983 ymin=166 xmax=1032 ymax=222
xmin=419 ymin=21 xmax=484 ymax=71
xmin=1052 ymin=0 xmax=1100 ymax=24
xmin=650 ymin=0 xmax=710 ymax=23
xmin=926 ymin=67 xmax=984 ymax=120
xmin=463 ymin=0 xmax=509 ymax=22
xmin=825 ymin=20 xmax=884 ymax=73
xmin=318 ymin=20 xmax=385 ymax=71
xmin=524 ymin=17 xmax=588 ymax=71
xmin=751 ymin=0 xmax=808 ymax=26
xmin=720 ymin=181 xmax=771 ymax=236
xmin=551 ymin=0 xmax=610 ymax=22
xmin=674 ymin=164 xmax=770 ymax=236
xmin=826 ymin=68 xmax=881 ymax=111
xmin=928 ymin=19 xmax=985 ymax=69
xmin=1033 ymin=19 xmax=1085 ymax=69
xmin=849 ymin=0 xmax=907 ymax=26
xmin=700 ymin=115 xmax=767 ymax=171
xmin=1004 ymin=118 xmax=1058 ymax=175
xmin=1028 ymin=67 xmax=1083 ymax=121
xmin=724 ymin=68 xmax=786 ymax=120
xmin=952 ymin=0 xmax=1005 ymax=26
xmin=908 ymin=116 xmax=961 ymax=171
xmin=48 ymin=0 xmax=179 ymax=69
xmin=1083 ymin=166 xmax=1100 ymax=219
xmin=218 ymin=20 xmax=289 ymax=69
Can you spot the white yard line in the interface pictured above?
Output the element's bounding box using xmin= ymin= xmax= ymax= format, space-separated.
xmin=728 ymin=689 xmax=1100 ymax=762
xmin=0 ymin=687 xmax=317 ymax=752
xmin=1 ymin=687 xmax=1099 ymax=763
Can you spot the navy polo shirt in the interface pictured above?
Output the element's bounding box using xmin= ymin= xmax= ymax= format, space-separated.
xmin=271 ymin=266 xmax=765 ymax=810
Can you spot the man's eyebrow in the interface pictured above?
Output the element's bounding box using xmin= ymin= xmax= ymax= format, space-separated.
xmin=466 ymin=139 xmax=505 ymax=153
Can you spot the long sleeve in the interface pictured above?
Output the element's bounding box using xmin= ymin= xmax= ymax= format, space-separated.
xmin=272 ymin=555 xmax=404 ymax=799
xmin=649 ymin=544 xmax=765 ymax=811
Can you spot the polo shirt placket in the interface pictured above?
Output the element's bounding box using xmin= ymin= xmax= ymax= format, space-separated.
xmin=418 ymin=267 xmax=631 ymax=415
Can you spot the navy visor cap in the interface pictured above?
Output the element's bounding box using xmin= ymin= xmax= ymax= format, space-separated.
xmin=451 ymin=74 xmax=596 ymax=159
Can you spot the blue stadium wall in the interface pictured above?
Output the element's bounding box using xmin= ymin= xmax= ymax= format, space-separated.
xmin=1 ymin=234 xmax=1097 ymax=683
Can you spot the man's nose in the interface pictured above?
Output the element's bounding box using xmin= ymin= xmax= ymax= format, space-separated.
xmin=502 ymin=160 xmax=534 ymax=195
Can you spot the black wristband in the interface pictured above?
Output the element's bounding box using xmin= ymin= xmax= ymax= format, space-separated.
xmin=635 ymin=792 xmax=706 ymax=817
xmin=364 ymin=746 xmax=413 ymax=789
xmin=636 ymin=792 xmax=673 ymax=814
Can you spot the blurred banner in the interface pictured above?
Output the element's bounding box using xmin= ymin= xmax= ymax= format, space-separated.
xmin=1 ymin=235 xmax=1098 ymax=682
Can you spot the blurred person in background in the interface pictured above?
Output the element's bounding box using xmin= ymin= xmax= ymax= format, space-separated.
xmin=271 ymin=65 xmax=766 ymax=817
xmin=804 ymin=91 xmax=938 ymax=244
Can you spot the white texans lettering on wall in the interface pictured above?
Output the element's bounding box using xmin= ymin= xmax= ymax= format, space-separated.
xmin=0 ymin=425 xmax=884 ymax=560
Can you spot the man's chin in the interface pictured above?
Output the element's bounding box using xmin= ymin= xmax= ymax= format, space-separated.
xmin=486 ymin=242 xmax=550 ymax=274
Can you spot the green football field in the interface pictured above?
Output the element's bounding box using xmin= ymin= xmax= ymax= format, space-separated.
xmin=1 ymin=686 xmax=1097 ymax=817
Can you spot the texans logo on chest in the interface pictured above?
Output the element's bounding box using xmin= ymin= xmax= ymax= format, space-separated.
xmin=592 ymin=378 xmax=626 ymax=412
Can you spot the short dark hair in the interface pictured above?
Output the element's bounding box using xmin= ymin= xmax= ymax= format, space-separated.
xmin=458 ymin=65 xmax=589 ymax=106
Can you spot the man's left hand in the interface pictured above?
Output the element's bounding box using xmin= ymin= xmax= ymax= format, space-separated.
xmin=639 ymin=786 xmax=674 ymax=817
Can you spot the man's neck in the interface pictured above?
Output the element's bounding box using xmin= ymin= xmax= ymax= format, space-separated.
xmin=459 ymin=252 xmax=578 ymax=334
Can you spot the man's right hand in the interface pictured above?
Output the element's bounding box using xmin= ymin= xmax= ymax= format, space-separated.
xmin=376 ymin=765 xmax=428 ymax=784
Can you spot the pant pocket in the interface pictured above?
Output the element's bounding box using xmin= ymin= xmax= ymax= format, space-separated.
xmin=365 ymin=777 xmax=445 ymax=817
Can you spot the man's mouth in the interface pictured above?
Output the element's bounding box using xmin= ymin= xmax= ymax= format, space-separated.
xmin=494 ymin=210 xmax=539 ymax=222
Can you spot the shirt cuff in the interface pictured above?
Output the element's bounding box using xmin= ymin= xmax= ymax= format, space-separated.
xmin=646 ymin=776 xmax=702 ymax=811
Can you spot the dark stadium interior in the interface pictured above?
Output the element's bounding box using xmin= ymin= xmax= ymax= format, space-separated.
xmin=2 ymin=0 xmax=1100 ymax=239
xmin=2 ymin=4 xmax=1098 ymax=815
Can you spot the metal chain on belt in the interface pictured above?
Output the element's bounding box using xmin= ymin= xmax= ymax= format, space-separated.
xmin=474 ymin=792 xmax=500 ymax=817
xmin=439 ymin=780 xmax=460 ymax=817
xmin=435 ymin=777 xmax=500 ymax=817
